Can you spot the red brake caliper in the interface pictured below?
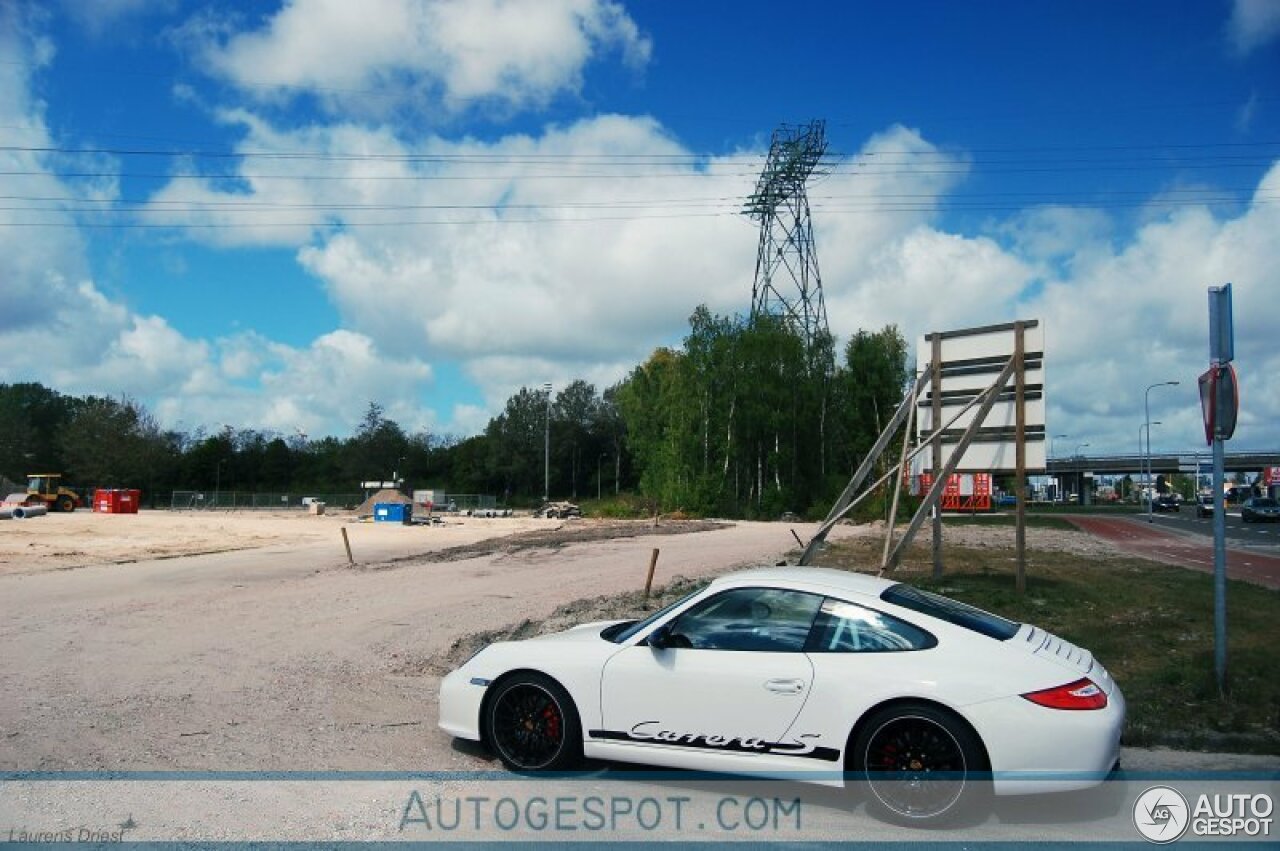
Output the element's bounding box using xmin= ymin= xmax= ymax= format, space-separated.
xmin=542 ymin=705 xmax=561 ymax=740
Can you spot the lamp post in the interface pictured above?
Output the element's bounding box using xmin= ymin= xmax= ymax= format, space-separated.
xmin=1051 ymin=434 xmax=1068 ymax=503
xmin=598 ymin=453 xmax=606 ymax=501
xmin=215 ymin=458 xmax=225 ymax=509
xmin=1144 ymin=381 xmax=1180 ymax=522
xmin=1136 ymin=422 xmax=1160 ymax=503
xmin=543 ymin=383 xmax=552 ymax=504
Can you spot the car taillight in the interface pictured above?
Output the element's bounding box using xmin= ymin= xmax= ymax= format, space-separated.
xmin=1021 ymin=677 xmax=1108 ymax=710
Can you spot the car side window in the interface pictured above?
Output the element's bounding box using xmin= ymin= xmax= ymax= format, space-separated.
xmin=667 ymin=587 xmax=823 ymax=652
xmin=805 ymin=597 xmax=936 ymax=653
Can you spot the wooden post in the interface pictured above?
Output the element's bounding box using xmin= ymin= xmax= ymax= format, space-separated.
xmin=1015 ymin=321 xmax=1027 ymax=594
xmin=881 ymin=373 xmax=917 ymax=572
xmin=931 ymin=334 xmax=944 ymax=578
xmin=643 ymin=548 xmax=660 ymax=598
xmin=341 ymin=527 xmax=354 ymax=565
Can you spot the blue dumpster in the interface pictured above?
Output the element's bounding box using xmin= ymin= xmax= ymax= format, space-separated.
xmin=373 ymin=502 xmax=412 ymax=524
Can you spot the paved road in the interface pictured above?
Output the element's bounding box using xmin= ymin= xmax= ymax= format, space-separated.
xmin=1130 ymin=505 xmax=1280 ymax=546
xmin=1068 ymin=514 xmax=1280 ymax=589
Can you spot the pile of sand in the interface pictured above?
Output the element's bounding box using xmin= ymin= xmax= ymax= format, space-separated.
xmin=353 ymin=488 xmax=411 ymax=517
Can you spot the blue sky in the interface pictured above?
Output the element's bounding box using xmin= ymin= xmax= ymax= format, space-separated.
xmin=2 ymin=0 xmax=1278 ymax=455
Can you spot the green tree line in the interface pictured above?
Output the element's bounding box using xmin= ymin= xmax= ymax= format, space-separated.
xmin=0 ymin=308 xmax=908 ymax=514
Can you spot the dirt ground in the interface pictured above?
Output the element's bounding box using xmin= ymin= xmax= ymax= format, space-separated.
xmin=0 ymin=510 xmax=1273 ymax=775
xmin=0 ymin=510 xmax=829 ymax=770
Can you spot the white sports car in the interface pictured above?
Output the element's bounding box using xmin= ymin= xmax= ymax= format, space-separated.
xmin=439 ymin=566 xmax=1124 ymax=822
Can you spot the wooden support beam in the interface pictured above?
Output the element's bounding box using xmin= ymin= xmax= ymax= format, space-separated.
xmin=887 ymin=357 xmax=1016 ymax=570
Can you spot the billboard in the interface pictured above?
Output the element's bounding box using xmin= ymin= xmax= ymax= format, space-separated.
xmin=914 ymin=320 xmax=1046 ymax=473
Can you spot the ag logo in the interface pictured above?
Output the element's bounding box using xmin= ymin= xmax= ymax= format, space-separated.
xmin=1134 ymin=786 xmax=1190 ymax=843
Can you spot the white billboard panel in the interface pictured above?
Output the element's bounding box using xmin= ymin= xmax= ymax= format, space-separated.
xmin=915 ymin=320 xmax=1046 ymax=473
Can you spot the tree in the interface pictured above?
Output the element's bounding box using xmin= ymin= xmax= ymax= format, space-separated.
xmin=0 ymin=382 xmax=77 ymax=480
xmin=553 ymin=380 xmax=600 ymax=498
xmin=487 ymin=386 xmax=552 ymax=498
xmin=59 ymin=396 xmax=168 ymax=491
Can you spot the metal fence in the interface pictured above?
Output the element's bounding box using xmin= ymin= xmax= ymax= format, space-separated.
xmin=444 ymin=493 xmax=497 ymax=510
xmin=169 ymin=491 xmax=363 ymax=510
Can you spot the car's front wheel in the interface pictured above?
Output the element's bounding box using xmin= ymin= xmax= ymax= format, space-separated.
xmin=851 ymin=703 xmax=988 ymax=825
xmin=484 ymin=672 xmax=581 ymax=771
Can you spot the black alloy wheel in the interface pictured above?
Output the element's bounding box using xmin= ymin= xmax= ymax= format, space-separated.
xmin=485 ymin=673 xmax=581 ymax=771
xmin=852 ymin=703 xmax=987 ymax=825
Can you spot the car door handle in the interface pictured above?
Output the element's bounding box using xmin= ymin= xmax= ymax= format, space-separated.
xmin=764 ymin=678 xmax=805 ymax=694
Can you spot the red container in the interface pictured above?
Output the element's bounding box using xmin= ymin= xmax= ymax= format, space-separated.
xmin=94 ymin=488 xmax=141 ymax=514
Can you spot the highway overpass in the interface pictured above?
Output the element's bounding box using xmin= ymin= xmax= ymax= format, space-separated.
xmin=1047 ymin=450 xmax=1279 ymax=476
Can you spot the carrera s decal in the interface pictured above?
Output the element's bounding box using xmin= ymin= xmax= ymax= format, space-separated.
xmin=589 ymin=722 xmax=840 ymax=762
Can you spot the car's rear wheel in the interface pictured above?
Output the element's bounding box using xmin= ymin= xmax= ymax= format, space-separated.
xmin=851 ymin=703 xmax=988 ymax=825
xmin=484 ymin=672 xmax=581 ymax=771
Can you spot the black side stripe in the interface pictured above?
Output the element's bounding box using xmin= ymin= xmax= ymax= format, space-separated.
xmin=588 ymin=729 xmax=840 ymax=762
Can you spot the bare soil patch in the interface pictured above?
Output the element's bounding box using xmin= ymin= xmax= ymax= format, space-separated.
xmin=370 ymin=518 xmax=729 ymax=568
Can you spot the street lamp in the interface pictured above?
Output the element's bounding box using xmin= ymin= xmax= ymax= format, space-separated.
xmin=215 ymin=458 xmax=225 ymax=509
xmin=543 ymin=383 xmax=552 ymax=504
xmin=1145 ymin=381 xmax=1180 ymax=522
xmin=1074 ymin=442 xmax=1090 ymax=458
xmin=597 ymin=453 xmax=607 ymax=501
xmin=1136 ymin=421 xmax=1160 ymax=503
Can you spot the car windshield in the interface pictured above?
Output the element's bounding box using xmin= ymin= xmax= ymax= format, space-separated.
xmin=604 ymin=587 xmax=706 ymax=644
xmin=1252 ymin=498 xmax=1278 ymax=508
xmin=880 ymin=584 xmax=1020 ymax=641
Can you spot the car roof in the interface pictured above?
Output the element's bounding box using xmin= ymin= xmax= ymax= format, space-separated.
xmin=709 ymin=566 xmax=897 ymax=598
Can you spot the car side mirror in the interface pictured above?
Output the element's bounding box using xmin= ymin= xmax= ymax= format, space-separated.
xmin=647 ymin=623 xmax=673 ymax=649
xmin=647 ymin=623 xmax=692 ymax=650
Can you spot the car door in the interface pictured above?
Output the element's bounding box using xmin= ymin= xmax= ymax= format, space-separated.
xmin=597 ymin=587 xmax=822 ymax=760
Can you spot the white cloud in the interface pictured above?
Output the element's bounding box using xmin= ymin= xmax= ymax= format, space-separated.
xmin=190 ymin=0 xmax=651 ymax=116
xmin=0 ymin=9 xmax=441 ymax=440
xmin=141 ymin=112 xmax=758 ymax=408
xmin=1226 ymin=0 xmax=1280 ymax=55
xmin=134 ymin=94 xmax=1280 ymax=451
xmin=1022 ymin=163 xmax=1280 ymax=453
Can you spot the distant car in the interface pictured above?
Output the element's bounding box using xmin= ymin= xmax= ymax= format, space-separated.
xmin=439 ymin=566 xmax=1125 ymax=825
xmin=1195 ymin=495 xmax=1214 ymax=518
xmin=1151 ymin=495 xmax=1180 ymax=512
xmin=1241 ymin=497 xmax=1280 ymax=523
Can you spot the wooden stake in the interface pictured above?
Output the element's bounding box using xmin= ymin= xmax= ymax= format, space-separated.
xmin=341 ymin=527 xmax=354 ymax=565
xmin=643 ymin=548 xmax=660 ymax=598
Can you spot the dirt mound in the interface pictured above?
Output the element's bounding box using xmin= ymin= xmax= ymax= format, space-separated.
xmin=353 ymin=488 xmax=411 ymax=517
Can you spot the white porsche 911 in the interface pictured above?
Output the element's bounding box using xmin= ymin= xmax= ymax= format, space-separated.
xmin=438 ymin=566 xmax=1124 ymax=822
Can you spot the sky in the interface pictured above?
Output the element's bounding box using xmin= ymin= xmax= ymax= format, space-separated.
xmin=2 ymin=0 xmax=1279 ymax=458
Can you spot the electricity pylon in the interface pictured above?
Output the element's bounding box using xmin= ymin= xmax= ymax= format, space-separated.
xmin=743 ymin=120 xmax=830 ymax=350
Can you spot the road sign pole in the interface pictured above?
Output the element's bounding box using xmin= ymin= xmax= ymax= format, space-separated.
xmin=1206 ymin=283 xmax=1233 ymax=696
xmin=1212 ymin=431 xmax=1227 ymax=695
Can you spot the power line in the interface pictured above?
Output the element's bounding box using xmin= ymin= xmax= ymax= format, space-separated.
xmin=3 ymin=141 xmax=1279 ymax=164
